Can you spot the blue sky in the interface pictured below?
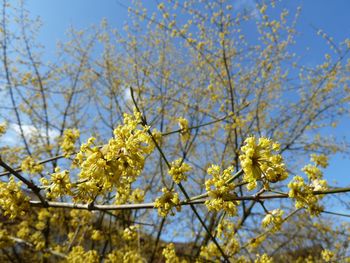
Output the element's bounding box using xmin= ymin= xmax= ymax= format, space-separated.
xmin=1 ymin=0 xmax=346 ymax=242
xmin=22 ymin=0 xmax=350 ymax=185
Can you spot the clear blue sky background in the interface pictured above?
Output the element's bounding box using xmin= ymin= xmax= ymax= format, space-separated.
xmin=22 ymin=0 xmax=350 ymax=186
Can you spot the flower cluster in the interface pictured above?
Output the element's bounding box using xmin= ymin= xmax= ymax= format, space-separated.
xmin=40 ymin=167 xmax=72 ymax=199
xmin=169 ymin=159 xmax=192 ymax=184
xmin=122 ymin=225 xmax=138 ymax=241
xmin=66 ymin=246 xmax=99 ymax=263
xmin=261 ymin=209 xmax=284 ymax=232
xmin=73 ymin=111 xmax=155 ymax=202
xmin=205 ymin=165 xmax=238 ymax=216
xmin=162 ymin=243 xmax=184 ymax=263
xmin=288 ymin=176 xmax=326 ymax=215
xmin=0 ymin=122 xmax=7 ymax=137
xmin=302 ymin=154 xmax=328 ymax=181
xmin=198 ymin=243 xmax=221 ymax=262
xmin=255 ymin=253 xmax=273 ymax=263
xmin=21 ymin=156 xmax=44 ymax=174
xmin=216 ymin=220 xmax=240 ymax=257
xmin=288 ymin=154 xmax=328 ymax=215
xmin=310 ymin=154 xmax=328 ymax=168
xmin=130 ymin=188 xmax=145 ymax=203
xmin=0 ymin=176 xmax=29 ymax=219
xmin=91 ymin=230 xmax=103 ymax=241
xmin=105 ymin=249 xmax=145 ymax=263
xmin=154 ymin=188 xmax=181 ymax=217
xmin=321 ymin=249 xmax=335 ymax=262
xmin=239 ymin=137 xmax=288 ymax=190
xmin=177 ymin=117 xmax=190 ymax=142
xmin=60 ymin=128 xmax=80 ymax=157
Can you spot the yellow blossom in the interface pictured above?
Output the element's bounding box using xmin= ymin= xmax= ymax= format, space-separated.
xmin=66 ymin=246 xmax=99 ymax=263
xmin=91 ymin=230 xmax=103 ymax=241
xmin=0 ymin=176 xmax=29 ymax=219
xmin=255 ymin=253 xmax=273 ymax=263
xmin=41 ymin=167 xmax=72 ymax=199
xmin=154 ymin=188 xmax=181 ymax=217
xmin=21 ymin=156 xmax=44 ymax=174
xmin=261 ymin=209 xmax=284 ymax=232
xmin=177 ymin=117 xmax=190 ymax=142
xmin=310 ymin=154 xmax=329 ymax=168
xmin=239 ymin=137 xmax=288 ymax=190
xmin=73 ymin=111 xmax=155 ymax=202
xmin=0 ymin=122 xmax=7 ymax=137
xmin=122 ymin=225 xmax=138 ymax=241
xmin=169 ymin=159 xmax=191 ymax=184
xmin=205 ymin=165 xmax=239 ymax=216
xmin=60 ymin=128 xmax=80 ymax=157
xmin=321 ymin=249 xmax=335 ymax=262
xmin=288 ymin=175 xmax=326 ymax=215
xmin=163 ymin=243 xmax=187 ymax=263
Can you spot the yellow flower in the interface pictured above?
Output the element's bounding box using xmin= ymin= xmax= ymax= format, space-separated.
xmin=321 ymin=249 xmax=335 ymax=262
xmin=41 ymin=167 xmax=72 ymax=199
xmin=255 ymin=253 xmax=273 ymax=263
xmin=122 ymin=225 xmax=138 ymax=241
xmin=239 ymin=137 xmax=288 ymax=190
xmin=73 ymin=111 xmax=155 ymax=203
xmin=310 ymin=153 xmax=329 ymax=168
xmin=163 ymin=243 xmax=187 ymax=263
xmin=60 ymin=128 xmax=80 ymax=157
xmin=177 ymin=117 xmax=190 ymax=142
xmin=0 ymin=122 xmax=7 ymax=137
xmin=261 ymin=209 xmax=284 ymax=232
xmin=169 ymin=159 xmax=191 ymax=184
xmin=91 ymin=230 xmax=103 ymax=241
xmin=288 ymin=175 xmax=325 ymax=216
xmin=154 ymin=188 xmax=181 ymax=217
xmin=0 ymin=176 xmax=29 ymax=219
xmin=66 ymin=246 xmax=99 ymax=263
xmin=205 ymin=165 xmax=239 ymax=216
xmin=21 ymin=156 xmax=44 ymax=174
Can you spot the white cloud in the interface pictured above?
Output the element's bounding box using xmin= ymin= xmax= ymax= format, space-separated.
xmin=0 ymin=123 xmax=59 ymax=147
xmin=235 ymin=0 xmax=261 ymax=20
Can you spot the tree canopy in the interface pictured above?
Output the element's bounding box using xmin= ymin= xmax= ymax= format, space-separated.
xmin=0 ymin=0 xmax=350 ymax=262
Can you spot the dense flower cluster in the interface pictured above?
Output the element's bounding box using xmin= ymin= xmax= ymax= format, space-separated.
xmin=162 ymin=243 xmax=185 ymax=263
xmin=0 ymin=176 xmax=29 ymax=219
xmin=288 ymin=175 xmax=327 ymax=215
xmin=129 ymin=188 xmax=145 ymax=203
xmin=289 ymin=154 xmax=328 ymax=215
xmin=255 ymin=254 xmax=273 ymax=263
xmin=177 ymin=117 xmax=190 ymax=142
xmin=261 ymin=209 xmax=284 ymax=232
xmin=66 ymin=246 xmax=99 ymax=263
xmin=105 ymin=249 xmax=145 ymax=263
xmin=122 ymin=225 xmax=138 ymax=241
xmin=216 ymin=220 xmax=240 ymax=257
xmin=239 ymin=137 xmax=288 ymax=190
xmin=169 ymin=159 xmax=192 ymax=184
xmin=40 ymin=167 xmax=72 ymax=199
xmin=205 ymin=165 xmax=238 ymax=216
xmin=21 ymin=156 xmax=44 ymax=174
xmin=302 ymin=154 xmax=328 ymax=180
xmin=310 ymin=154 xmax=329 ymax=168
xmin=91 ymin=230 xmax=103 ymax=241
xmin=0 ymin=122 xmax=7 ymax=136
xmin=60 ymin=128 xmax=80 ymax=157
xmin=198 ymin=243 xmax=221 ymax=262
xmin=73 ymin=111 xmax=155 ymax=202
xmin=321 ymin=249 xmax=335 ymax=262
xmin=154 ymin=188 xmax=181 ymax=217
